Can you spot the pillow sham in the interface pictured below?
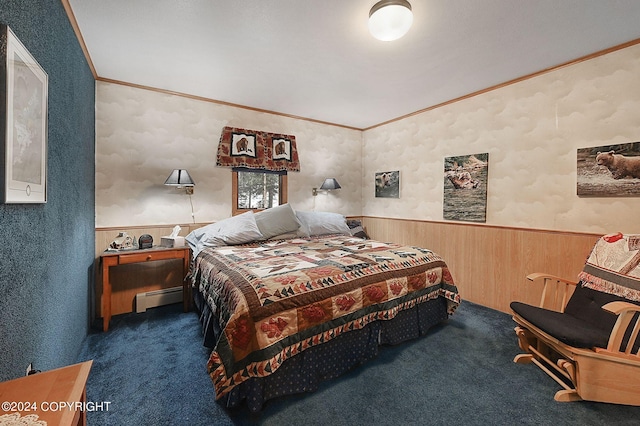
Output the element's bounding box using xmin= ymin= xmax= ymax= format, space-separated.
xmin=296 ymin=210 xmax=351 ymax=237
xmin=185 ymin=224 xmax=223 ymax=258
xmin=185 ymin=211 xmax=264 ymax=256
xmin=185 ymin=223 xmax=214 ymax=251
xmin=254 ymin=203 xmax=301 ymax=239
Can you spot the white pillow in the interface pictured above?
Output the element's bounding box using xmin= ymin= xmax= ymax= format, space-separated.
xmin=185 ymin=224 xmax=212 ymax=253
xmin=254 ymin=203 xmax=301 ymax=239
xmin=209 ymin=211 xmax=263 ymax=245
xmin=185 ymin=224 xmax=223 ymax=258
xmin=185 ymin=223 xmax=217 ymax=248
xmin=296 ymin=211 xmax=351 ymax=237
xmin=185 ymin=211 xmax=263 ymax=256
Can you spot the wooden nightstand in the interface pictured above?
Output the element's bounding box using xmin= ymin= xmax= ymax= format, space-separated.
xmin=100 ymin=246 xmax=191 ymax=331
xmin=0 ymin=361 xmax=92 ymax=426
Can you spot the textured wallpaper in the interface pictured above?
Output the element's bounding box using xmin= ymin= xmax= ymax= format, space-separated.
xmin=96 ymin=82 xmax=362 ymax=227
xmin=362 ymin=44 xmax=640 ymax=234
xmin=97 ymin=43 xmax=640 ymax=235
xmin=0 ymin=2 xmax=95 ymax=380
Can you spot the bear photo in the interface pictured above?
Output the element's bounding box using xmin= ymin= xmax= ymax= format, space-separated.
xmin=374 ymin=170 xmax=399 ymax=198
xmin=595 ymin=150 xmax=640 ymax=180
xmin=577 ymin=142 xmax=640 ymax=196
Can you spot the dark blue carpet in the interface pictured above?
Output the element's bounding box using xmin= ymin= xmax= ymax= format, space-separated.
xmin=76 ymin=301 xmax=640 ymax=425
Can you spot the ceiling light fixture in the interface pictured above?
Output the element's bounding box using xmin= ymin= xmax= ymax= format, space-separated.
xmin=368 ymin=0 xmax=413 ymax=41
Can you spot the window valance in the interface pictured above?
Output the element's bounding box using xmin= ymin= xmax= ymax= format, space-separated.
xmin=216 ymin=126 xmax=300 ymax=172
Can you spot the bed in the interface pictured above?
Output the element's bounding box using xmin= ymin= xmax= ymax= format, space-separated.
xmin=187 ymin=205 xmax=460 ymax=412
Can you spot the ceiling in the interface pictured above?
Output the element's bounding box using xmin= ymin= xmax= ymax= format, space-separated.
xmin=67 ymin=0 xmax=640 ymax=130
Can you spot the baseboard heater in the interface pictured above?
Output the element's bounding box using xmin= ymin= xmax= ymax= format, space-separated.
xmin=135 ymin=286 xmax=182 ymax=313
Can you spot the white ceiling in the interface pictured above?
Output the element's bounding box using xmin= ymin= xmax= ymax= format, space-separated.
xmin=67 ymin=0 xmax=640 ymax=130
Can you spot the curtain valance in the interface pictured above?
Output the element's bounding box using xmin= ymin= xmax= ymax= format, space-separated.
xmin=216 ymin=126 xmax=300 ymax=172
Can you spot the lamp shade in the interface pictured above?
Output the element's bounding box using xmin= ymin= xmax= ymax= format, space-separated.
xmin=368 ymin=0 xmax=413 ymax=41
xmin=319 ymin=178 xmax=341 ymax=190
xmin=164 ymin=169 xmax=195 ymax=186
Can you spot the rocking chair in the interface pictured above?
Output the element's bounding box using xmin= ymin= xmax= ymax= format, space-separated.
xmin=510 ymin=233 xmax=640 ymax=405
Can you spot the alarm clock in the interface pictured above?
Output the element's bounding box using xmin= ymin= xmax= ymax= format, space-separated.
xmin=138 ymin=234 xmax=153 ymax=249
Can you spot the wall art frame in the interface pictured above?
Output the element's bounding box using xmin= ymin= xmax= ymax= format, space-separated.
xmin=1 ymin=24 xmax=48 ymax=203
xmin=577 ymin=142 xmax=640 ymax=197
xmin=231 ymin=131 xmax=257 ymax=158
xmin=375 ymin=170 xmax=400 ymax=198
xmin=272 ymin=137 xmax=292 ymax=161
xmin=443 ymin=153 xmax=489 ymax=223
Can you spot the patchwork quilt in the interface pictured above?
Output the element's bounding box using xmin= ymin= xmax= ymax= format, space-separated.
xmin=191 ymin=235 xmax=460 ymax=398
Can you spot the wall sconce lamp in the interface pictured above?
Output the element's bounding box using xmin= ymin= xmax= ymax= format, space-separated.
xmin=312 ymin=178 xmax=341 ymax=196
xmin=164 ymin=169 xmax=195 ymax=195
xmin=368 ymin=0 xmax=413 ymax=41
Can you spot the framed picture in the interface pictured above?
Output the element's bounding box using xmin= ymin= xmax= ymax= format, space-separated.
xmin=443 ymin=153 xmax=489 ymax=223
xmin=375 ymin=170 xmax=400 ymax=198
xmin=231 ymin=132 xmax=257 ymax=158
xmin=1 ymin=25 xmax=48 ymax=203
xmin=577 ymin=142 xmax=640 ymax=196
xmin=272 ymin=137 xmax=292 ymax=161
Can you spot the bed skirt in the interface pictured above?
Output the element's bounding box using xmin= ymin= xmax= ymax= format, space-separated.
xmin=194 ymin=290 xmax=449 ymax=412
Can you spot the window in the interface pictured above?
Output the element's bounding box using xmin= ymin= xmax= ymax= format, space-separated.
xmin=232 ymin=169 xmax=288 ymax=215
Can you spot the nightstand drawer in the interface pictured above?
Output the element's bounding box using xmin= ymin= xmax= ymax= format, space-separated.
xmin=118 ymin=249 xmax=184 ymax=264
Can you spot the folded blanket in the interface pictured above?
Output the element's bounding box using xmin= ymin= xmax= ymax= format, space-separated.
xmin=578 ymin=233 xmax=640 ymax=302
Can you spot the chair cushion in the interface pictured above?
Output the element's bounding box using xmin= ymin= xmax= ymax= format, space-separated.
xmin=511 ymin=301 xmax=613 ymax=349
xmin=563 ymin=285 xmax=622 ymax=331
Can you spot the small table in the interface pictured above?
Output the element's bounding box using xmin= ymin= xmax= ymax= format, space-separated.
xmin=0 ymin=361 xmax=93 ymax=426
xmin=100 ymin=246 xmax=191 ymax=331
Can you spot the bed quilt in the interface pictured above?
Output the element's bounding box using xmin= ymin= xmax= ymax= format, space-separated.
xmin=190 ymin=235 xmax=460 ymax=398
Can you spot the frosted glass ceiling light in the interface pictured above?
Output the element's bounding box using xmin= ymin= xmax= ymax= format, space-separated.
xmin=368 ymin=0 xmax=413 ymax=41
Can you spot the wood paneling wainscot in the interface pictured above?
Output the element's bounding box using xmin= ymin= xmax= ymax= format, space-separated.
xmin=361 ymin=217 xmax=600 ymax=314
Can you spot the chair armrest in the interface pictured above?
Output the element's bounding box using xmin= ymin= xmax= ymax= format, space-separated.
xmin=526 ymin=273 xmax=578 ymax=286
xmin=603 ymin=301 xmax=640 ymax=315
xmin=526 ymin=273 xmax=578 ymax=312
xmin=603 ymin=301 xmax=640 ymax=356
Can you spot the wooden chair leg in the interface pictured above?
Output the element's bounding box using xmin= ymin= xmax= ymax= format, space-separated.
xmin=514 ymin=326 xmax=532 ymax=352
xmin=514 ymin=354 xmax=534 ymax=364
xmin=554 ymin=389 xmax=582 ymax=402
